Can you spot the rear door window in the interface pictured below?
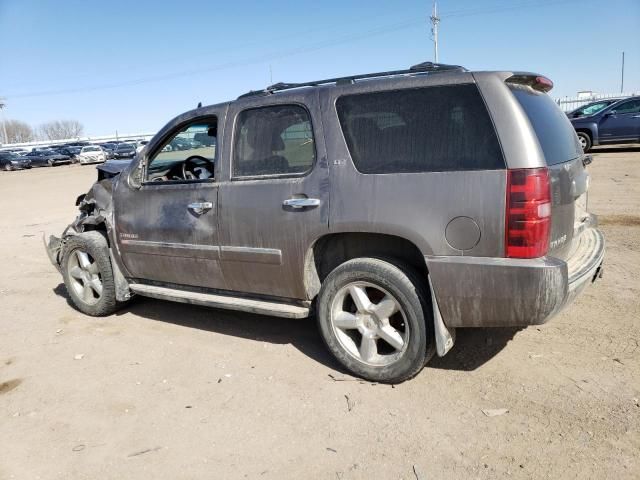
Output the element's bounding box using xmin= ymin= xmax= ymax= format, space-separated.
xmin=613 ymin=99 xmax=640 ymax=114
xmin=509 ymin=85 xmax=582 ymax=165
xmin=233 ymin=104 xmax=315 ymax=178
xmin=335 ymin=84 xmax=505 ymax=174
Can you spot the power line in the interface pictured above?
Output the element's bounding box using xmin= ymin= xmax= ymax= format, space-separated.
xmin=4 ymin=0 xmax=593 ymax=100
xmin=5 ymin=19 xmax=422 ymax=99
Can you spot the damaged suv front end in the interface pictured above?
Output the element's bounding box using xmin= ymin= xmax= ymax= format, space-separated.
xmin=45 ymin=160 xmax=133 ymax=301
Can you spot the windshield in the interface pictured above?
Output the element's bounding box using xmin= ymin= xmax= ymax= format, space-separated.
xmin=509 ymin=85 xmax=582 ymax=165
xmin=83 ymin=147 xmax=99 ymax=152
xmin=117 ymin=144 xmax=133 ymax=151
xmin=0 ymin=153 xmax=21 ymax=160
xmin=573 ymin=101 xmax=613 ymax=117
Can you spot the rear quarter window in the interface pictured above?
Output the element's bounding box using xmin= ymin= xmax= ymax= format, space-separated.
xmin=336 ymin=84 xmax=505 ymax=174
xmin=509 ymin=85 xmax=582 ymax=165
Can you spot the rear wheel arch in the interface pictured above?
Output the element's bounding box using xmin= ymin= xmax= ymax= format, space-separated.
xmin=303 ymin=232 xmax=429 ymax=301
xmin=575 ymin=128 xmax=595 ymax=148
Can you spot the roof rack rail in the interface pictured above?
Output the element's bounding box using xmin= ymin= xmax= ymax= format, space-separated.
xmin=238 ymin=62 xmax=467 ymax=99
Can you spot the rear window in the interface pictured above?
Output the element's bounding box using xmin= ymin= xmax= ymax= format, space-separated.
xmin=336 ymin=84 xmax=505 ymax=174
xmin=509 ymin=85 xmax=581 ymax=165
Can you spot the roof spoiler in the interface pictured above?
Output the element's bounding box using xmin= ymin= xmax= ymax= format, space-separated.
xmin=506 ymin=74 xmax=554 ymax=93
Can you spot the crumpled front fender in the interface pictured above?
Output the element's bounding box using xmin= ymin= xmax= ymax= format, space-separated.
xmin=44 ymin=173 xmax=132 ymax=301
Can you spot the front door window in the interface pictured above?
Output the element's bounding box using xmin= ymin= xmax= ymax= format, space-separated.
xmin=146 ymin=119 xmax=217 ymax=182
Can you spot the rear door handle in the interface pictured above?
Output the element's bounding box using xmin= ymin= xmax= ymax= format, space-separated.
xmin=283 ymin=197 xmax=321 ymax=209
xmin=188 ymin=202 xmax=213 ymax=215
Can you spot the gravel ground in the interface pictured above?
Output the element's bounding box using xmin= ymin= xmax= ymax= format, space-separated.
xmin=1 ymin=147 xmax=638 ymax=479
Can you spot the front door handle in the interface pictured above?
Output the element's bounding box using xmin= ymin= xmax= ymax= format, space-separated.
xmin=188 ymin=202 xmax=213 ymax=215
xmin=283 ymin=197 xmax=321 ymax=209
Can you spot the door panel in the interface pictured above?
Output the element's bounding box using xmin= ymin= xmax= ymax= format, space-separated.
xmin=599 ymin=100 xmax=640 ymax=140
xmin=114 ymin=181 xmax=226 ymax=290
xmin=218 ymin=92 xmax=329 ymax=300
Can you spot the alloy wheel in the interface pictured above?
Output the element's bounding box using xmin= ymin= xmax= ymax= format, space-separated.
xmin=330 ymin=281 xmax=409 ymax=366
xmin=67 ymin=249 xmax=103 ymax=305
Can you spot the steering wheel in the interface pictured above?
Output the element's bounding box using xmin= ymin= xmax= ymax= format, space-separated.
xmin=182 ymin=155 xmax=214 ymax=180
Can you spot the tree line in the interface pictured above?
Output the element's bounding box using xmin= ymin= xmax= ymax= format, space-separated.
xmin=1 ymin=119 xmax=84 ymax=144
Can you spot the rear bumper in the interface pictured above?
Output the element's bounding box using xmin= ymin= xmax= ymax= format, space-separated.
xmin=426 ymin=228 xmax=605 ymax=327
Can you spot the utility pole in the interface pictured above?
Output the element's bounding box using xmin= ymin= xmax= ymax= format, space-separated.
xmin=0 ymin=97 xmax=8 ymax=145
xmin=620 ymin=51 xmax=625 ymax=93
xmin=430 ymin=1 xmax=440 ymax=63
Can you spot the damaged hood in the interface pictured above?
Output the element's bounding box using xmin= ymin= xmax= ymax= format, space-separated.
xmin=97 ymin=159 xmax=134 ymax=180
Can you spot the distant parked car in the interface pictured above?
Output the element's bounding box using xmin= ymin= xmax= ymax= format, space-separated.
xmin=77 ymin=145 xmax=107 ymax=165
xmin=22 ymin=149 xmax=72 ymax=167
xmin=53 ymin=146 xmax=82 ymax=162
xmin=99 ymin=143 xmax=116 ymax=159
xmin=566 ymin=99 xmax=623 ymax=119
xmin=571 ymin=97 xmax=640 ymax=151
xmin=0 ymin=151 xmax=32 ymax=171
xmin=112 ymin=143 xmax=136 ymax=159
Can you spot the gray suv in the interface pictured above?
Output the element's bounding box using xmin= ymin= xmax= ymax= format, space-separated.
xmin=45 ymin=62 xmax=605 ymax=383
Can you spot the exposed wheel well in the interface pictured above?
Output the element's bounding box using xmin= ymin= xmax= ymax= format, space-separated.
xmin=81 ymin=222 xmax=109 ymax=243
xmin=304 ymin=232 xmax=428 ymax=300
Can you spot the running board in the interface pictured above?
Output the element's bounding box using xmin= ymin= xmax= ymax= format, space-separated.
xmin=129 ymin=284 xmax=309 ymax=319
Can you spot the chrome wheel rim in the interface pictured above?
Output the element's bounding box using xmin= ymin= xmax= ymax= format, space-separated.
xmin=578 ymin=135 xmax=587 ymax=149
xmin=67 ymin=249 xmax=103 ymax=305
xmin=330 ymin=282 xmax=409 ymax=366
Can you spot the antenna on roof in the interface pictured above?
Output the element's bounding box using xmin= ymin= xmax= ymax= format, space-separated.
xmin=197 ymin=102 xmax=202 ymax=109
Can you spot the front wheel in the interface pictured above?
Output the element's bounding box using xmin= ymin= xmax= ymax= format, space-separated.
xmin=61 ymin=231 xmax=121 ymax=316
xmin=577 ymin=132 xmax=592 ymax=152
xmin=317 ymin=258 xmax=434 ymax=383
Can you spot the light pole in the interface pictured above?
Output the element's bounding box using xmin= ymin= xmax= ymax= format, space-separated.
xmin=430 ymin=1 xmax=440 ymax=63
xmin=0 ymin=97 xmax=8 ymax=145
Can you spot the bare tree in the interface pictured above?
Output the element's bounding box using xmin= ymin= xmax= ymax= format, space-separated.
xmin=0 ymin=119 xmax=35 ymax=143
xmin=38 ymin=120 xmax=84 ymax=140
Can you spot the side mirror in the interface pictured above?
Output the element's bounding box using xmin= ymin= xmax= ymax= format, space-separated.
xmin=604 ymin=110 xmax=616 ymax=117
xmin=129 ymin=157 xmax=144 ymax=189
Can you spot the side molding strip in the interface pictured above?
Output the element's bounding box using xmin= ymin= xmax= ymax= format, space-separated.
xmin=120 ymin=239 xmax=220 ymax=260
xmin=220 ymin=246 xmax=282 ymax=265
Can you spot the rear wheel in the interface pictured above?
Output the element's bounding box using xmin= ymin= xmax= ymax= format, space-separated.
xmin=317 ymin=258 xmax=434 ymax=383
xmin=61 ymin=231 xmax=120 ymax=316
xmin=577 ymin=132 xmax=592 ymax=152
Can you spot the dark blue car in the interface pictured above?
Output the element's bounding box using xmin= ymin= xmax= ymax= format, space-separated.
xmin=571 ymin=97 xmax=640 ymax=151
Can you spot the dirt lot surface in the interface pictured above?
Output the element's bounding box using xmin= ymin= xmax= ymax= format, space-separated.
xmin=1 ymin=147 xmax=639 ymax=479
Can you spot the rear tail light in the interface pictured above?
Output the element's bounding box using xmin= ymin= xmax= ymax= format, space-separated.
xmin=505 ymin=168 xmax=551 ymax=258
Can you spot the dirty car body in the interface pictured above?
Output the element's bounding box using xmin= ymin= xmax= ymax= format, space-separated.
xmin=46 ymin=62 xmax=605 ymax=383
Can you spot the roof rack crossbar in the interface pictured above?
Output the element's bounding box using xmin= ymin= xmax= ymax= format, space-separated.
xmin=238 ymin=62 xmax=467 ymax=99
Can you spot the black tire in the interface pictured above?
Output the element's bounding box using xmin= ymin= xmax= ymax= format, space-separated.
xmin=47 ymin=159 xmax=55 ymax=167
xmin=317 ymin=257 xmax=434 ymax=383
xmin=61 ymin=231 xmax=120 ymax=316
xmin=577 ymin=132 xmax=592 ymax=152
xmin=3 ymin=163 xmax=12 ymax=171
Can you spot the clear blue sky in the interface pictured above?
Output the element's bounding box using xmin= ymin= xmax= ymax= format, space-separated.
xmin=1 ymin=0 xmax=638 ymax=136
